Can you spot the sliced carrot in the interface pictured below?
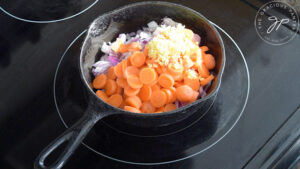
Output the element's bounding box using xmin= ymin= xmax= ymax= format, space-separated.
xmin=96 ymin=90 xmax=108 ymax=102
xmin=172 ymin=73 xmax=183 ymax=81
xmin=121 ymin=59 xmax=128 ymax=73
xmin=125 ymin=96 xmax=142 ymax=109
xmin=150 ymin=90 xmax=167 ymax=108
xmin=118 ymin=43 xmax=128 ymax=53
xmin=167 ymin=63 xmax=184 ymax=76
xmin=116 ymin=85 xmax=123 ymax=94
xmin=127 ymin=75 xmax=143 ymax=89
xmin=127 ymin=55 xmax=132 ymax=66
xmin=151 ymin=84 xmax=161 ymax=92
xmin=124 ymin=85 xmax=140 ymax=96
xmin=143 ymin=45 xmax=149 ymax=57
xmin=200 ymin=46 xmax=209 ymax=52
xmin=168 ymin=87 xmax=177 ymax=103
xmin=114 ymin=63 xmax=124 ymax=78
xmin=161 ymin=88 xmax=173 ymax=104
xmin=184 ymin=77 xmax=200 ymax=91
xmin=119 ymin=100 xmax=126 ymax=109
xmin=93 ymin=74 xmax=107 ymax=89
xmin=107 ymin=66 xmax=116 ymax=80
xmin=139 ymin=67 xmax=157 ymax=85
xmin=107 ymin=94 xmax=123 ymax=108
xmin=116 ymin=77 xmax=127 ymax=88
xmin=105 ymin=79 xmax=117 ymax=96
xmin=189 ymin=91 xmax=199 ymax=103
xmin=176 ymin=85 xmax=194 ymax=102
xmin=158 ymin=73 xmax=174 ymax=88
xmin=130 ymin=51 xmax=146 ymax=67
xmin=198 ymin=63 xmax=210 ymax=78
xmin=123 ymin=66 xmax=139 ymax=78
xmin=200 ymin=74 xmax=214 ymax=86
xmin=174 ymin=81 xmax=184 ymax=88
xmin=127 ymin=42 xmax=142 ymax=52
xmin=164 ymin=104 xmax=177 ymax=112
xmin=203 ymin=54 xmax=216 ymax=70
xmin=141 ymin=102 xmax=155 ymax=113
xmin=155 ymin=66 xmax=164 ymax=75
xmin=155 ymin=107 xmax=165 ymax=113
xmin=138 ymin=85 xmax=152 ymax=102
xmin=124 ymin=106 xmax=141 ymax=113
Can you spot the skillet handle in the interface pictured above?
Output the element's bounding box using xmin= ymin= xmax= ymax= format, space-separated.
xmin=34 ymin=111 xmax=106 ymax=169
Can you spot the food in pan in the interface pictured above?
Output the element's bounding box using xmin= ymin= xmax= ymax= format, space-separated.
xmin=91 ymin=18 xmax=215 ymax=113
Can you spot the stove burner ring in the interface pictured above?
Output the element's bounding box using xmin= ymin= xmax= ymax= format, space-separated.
xmin=0 ymin=0 xmax=99 ymax=23
xmin=54 ymin=21 xmax=250 ymax=165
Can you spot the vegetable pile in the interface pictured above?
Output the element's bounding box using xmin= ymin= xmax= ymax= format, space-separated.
xmin=91 ymin=18 xmax=215 ymax=113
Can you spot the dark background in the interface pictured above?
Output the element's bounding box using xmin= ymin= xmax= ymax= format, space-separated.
xmin=0 ymin=0 xmax=299 ymax=168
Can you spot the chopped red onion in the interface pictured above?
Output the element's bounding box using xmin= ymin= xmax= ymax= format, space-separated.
xmin=108 ymin=55 xmax=120 ymax=66
xmin=92 ymin=61 xmax=112 ymax=76
xmin=193 ymin=34 xmax=201 ymax=44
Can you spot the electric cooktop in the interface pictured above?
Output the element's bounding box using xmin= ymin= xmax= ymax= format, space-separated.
xmin=0 ymin=0 xmax=299 ymax=168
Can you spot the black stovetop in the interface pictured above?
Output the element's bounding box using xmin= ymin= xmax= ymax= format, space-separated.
xmin=0 ymin=0 xmax=300 ymax=168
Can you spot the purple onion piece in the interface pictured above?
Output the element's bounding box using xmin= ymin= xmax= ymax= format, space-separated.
xmin=174 ymin=101 xmax=179 ymax=108
xmin=193 ymin=34 xmax=201 ymax=44
xmin=108 ymin=55 xmax=120 ymax=66
xmin=92 ymin=61 xmax=112 ymax=76
xmin=178 ymin=102 xmax=188 ymax=108
xmin=129 ymin=32 xmax=136 ymax=36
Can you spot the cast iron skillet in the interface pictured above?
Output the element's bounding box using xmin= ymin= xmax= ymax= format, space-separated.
xmin=34 ymin=1 xmax=225 ymax=169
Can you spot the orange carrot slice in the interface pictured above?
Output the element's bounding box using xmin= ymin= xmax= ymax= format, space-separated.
xmin=107 ymin=94 xmax=123 ymax=108
xmin=124 ymin=85 xmax=140 ymax=96
xmin=114 ymin=63 xmax=123 ymax=78
xmin=124 ymin=106 xmax=141 ymax=113
xmin=116 ymin=77 xmax=127 ymax=88
xmin=105 ymin=79 xmax=117 ymax=96
xmin=93 ymin=74 xmax=107 ymax=89
xmin=125 ymin=96 xmax=142 ymax=109
xmin=162 ymin=88 xmax=173 ymax=104
xmin=155 ymin=107 xmax=165 ymax=113
xmin=127 ymin=42 xmax=142 ymax=52
xmin=174 ymin=81 xmax=184 ymax=88
xmin=107 ymin=66 xmax=116 ymax=80
xmin=150 ymin=90 xmax=167 ymax=108
xmin=158 ymin=73 xmax=174 ymax=88
xmin=116 ymin=85 xmax=123 ymax=94
xmin=200 ymin=74 xmax=214 ymax=86
xmin=138 ymin=85 xmax=152 ymax=102
xmin=203 ymin=54 xmax=216 ymax=70
xmin=130 ymin=51 xmax=146 ymax=67
xmin=141 ymin=102 xmax=155 ymax=113
xmin=123 ymin=66 xmax=139 ymax=78
xmin=198 ymin=63 xmax=210 ymax=78
xmin=164 ymin=104 xmax=177 ymax=112
xmin=143 ymin=45 xmax=149 ymax=57
xmin=189 ymin=91 xmax=199 ymax=103
xmin=176 ymin=85 xmax=194 ymax=102
xmin=139 ymin=67 xmax=157 ymax=85
xmin=167 ymin=63 xmax=184 ymax=76
xmin=121 ymin=60 xmax=128 ymax=73
xmin=151 ymin=84 xmax=161 ymax=92
xmin=200 ymin=46 xmax=209 ymax=52
xmin=184 ymin=77 xmax=200 ymax=91
xmin=127 ymin=75 xmax=143 ymax=89
xmin=96 ymin=90 xmax=108 ymax=102
xmin=168 ymin=87 xmax=177 ymax=103
xmin=172 ymin=73 xmax=183 ymax=81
